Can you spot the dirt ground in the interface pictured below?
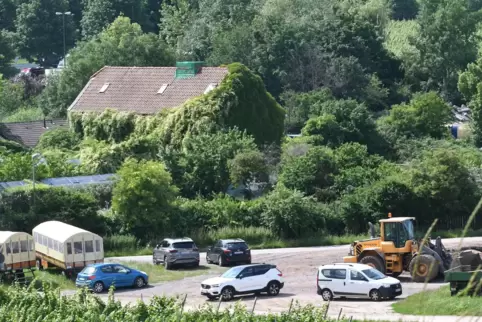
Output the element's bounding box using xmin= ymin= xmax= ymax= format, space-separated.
xmin=78 ymin=237 xmax=482 ymax=321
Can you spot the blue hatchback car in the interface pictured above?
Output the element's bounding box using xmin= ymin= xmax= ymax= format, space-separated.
xmin=76 ymin=263 xmax=149 ymax=293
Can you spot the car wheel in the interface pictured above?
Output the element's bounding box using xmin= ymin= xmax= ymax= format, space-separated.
xmin=221 ymin=286 xmax=235 ymax=301
xmin=164 ymin=257 xmax=172 ymax=270
xmin=218 ymin=255 xmax=225 ymax=267
xmin=321 ymin=289 xmax=333 ymax=301
xmin=369 ymin=289 xmax=381 ymax=301
xmin=267 ymin=281 xmax=281 ymax=296
xmin=134 ymin=277 xmax=145 ymax=288
xmin=93 ymin=281 xmax=104 ymax=293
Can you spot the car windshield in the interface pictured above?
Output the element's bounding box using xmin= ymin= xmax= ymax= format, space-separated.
xmin=362 ymin=268 xmax=386 ymax=280
xmin=221 ymin=266 xmax=244 ymax=278
xmin=81 ymin=267 xmax=96 ymax=275
xmin=173 ymin=242 xmax=196 ymax=249
xmin=226 ymin=242 xmax=248 ymax=250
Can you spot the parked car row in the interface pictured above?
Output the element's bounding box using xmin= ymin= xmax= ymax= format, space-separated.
xmin=152 ymin=237 xmax=251 ymax=270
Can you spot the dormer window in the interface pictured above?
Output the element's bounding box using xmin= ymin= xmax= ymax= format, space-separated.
xmin=99 ymin=83 xmax=110 ymax=93
xmin=204 ymin=83 xmax=218 ymax=94
xmin=157 ymin=83 xmax=169 ymax=94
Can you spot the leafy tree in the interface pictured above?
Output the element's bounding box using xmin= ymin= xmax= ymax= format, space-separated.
xmin=0 ymin=76 xmax=25 ymax=117
xmin=458 ymin=56 xmax=482 ymax=103
xmin=15 ymin=0 xmax=76 ymax=67
xmin=0 ymin=31 xmax=16 ymax=77
xmin=168 ymin=129 xmax=258 ymax=198
xmin=80 ymin=0 xmax=116 ymax=39
xmin=260 ymin=185 xmax=324 ymax=238
xmin=391 ymin=0 xmax=419 ymax=20
xmin=301 ymin=99 xmax=383 ymax=151
xmin=278 ymin=145 xmax=337 ymax=200
xmin=377 ymin=92 xmax=452 ymax=140
xmin=228 ymin=150 xmax=269 ymax=188
xmin=0 ymin=0 xmax=16 ymax=30
xmin=469 ymin=83 xmax=482 ymax=146
xmin=38 ymin=16 xmax=174 ymax=117
xmin=112 ymin=158 xmax=178 ymax=239
xmin=409 ymin=0 xmax=481 ymax=101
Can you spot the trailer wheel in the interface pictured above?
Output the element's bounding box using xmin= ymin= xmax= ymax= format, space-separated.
xmin=36 ymin=260 xmax=43 ymax=271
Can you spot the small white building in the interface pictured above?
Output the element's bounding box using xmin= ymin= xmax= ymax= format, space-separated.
xmin=32 ymin=221 xmax=104 ymax=272
xmin=0 ymin=231 xmax=36 ymax=271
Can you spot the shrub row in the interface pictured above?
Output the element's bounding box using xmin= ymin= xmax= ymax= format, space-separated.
xmin=0 ymin=284 xmax=345 ymax=322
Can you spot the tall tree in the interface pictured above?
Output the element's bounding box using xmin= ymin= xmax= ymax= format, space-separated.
xmin=0 ymin=30 xmax=16 ymax=77
xmin=409 ymin=0 xmax=481 ymax=102
xmin=391 ymin=0 xmax=419 ymax=20
xmin=80 ymin=0 xmax=116 ymax=38
xmin=0 ymin=0 xmax=16 ymax=30
xmin=15 ymin=0 xmax=76 ymax=66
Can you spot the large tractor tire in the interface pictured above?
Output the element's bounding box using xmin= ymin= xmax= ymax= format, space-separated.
xmin=360 ymin=255 xmax=385 ymax=274
xmin=409 ymin=254 xmax=438 ymax=283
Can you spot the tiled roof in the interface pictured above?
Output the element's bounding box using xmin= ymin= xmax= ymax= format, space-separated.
xmin=68 ymin=66 xmax=229 ymax=114
xmin=0 ymin=119 xmax=68 ymax=147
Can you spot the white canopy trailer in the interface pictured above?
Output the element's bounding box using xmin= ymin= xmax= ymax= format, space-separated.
xmin=32 ymin=221 xmax=104 ymax=275
xmin=0 ymin=231 xmax=36 ymax=271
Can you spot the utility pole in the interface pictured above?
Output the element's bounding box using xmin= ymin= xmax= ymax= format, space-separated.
xmin=55 ymin=11 xmax=72 ymax=67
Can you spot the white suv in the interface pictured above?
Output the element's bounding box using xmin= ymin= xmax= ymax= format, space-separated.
xmin=200 ymin=263 xmax=284 ymax=301
xmin=317 ymin=263 xmax=402 ymax=301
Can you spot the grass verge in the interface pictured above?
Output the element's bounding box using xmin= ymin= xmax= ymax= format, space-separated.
xmin=117 ymin=261 xmax=226 ymax=284
xmin=392 ymin=286 xmax=482 ymax=316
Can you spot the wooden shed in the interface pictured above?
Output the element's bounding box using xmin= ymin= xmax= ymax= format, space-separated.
xmin=32 ymin=221 xmax=104 ymax=273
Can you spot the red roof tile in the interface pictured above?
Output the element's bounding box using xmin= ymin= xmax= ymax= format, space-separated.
xmin=0 ymin=119 xmax=68 ymax=147
xmin=68 ymin=66 xmax=229 ymax=114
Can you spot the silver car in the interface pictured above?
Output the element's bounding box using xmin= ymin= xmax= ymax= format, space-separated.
xmin=153 ymin=238 xmax=200 ymax=269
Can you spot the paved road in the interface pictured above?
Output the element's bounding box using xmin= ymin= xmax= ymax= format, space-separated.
xmin=72 ymin=237 xmax=482 ymax=321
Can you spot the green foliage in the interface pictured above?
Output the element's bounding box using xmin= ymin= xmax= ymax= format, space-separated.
xmin=39 ymin=16 xmax=175 ymax=117
xmin=384 ymin=20 xmax=420 ymax=65
xmin=458 ymin=55 xmax=482 ymax=103
xmin=0 ymin=185 xmax=107 ymax=235
xmin=112 ymin=158 xmax=178 ymax=239
xmin=279 ymin=145 xmax=337 ymax=200
xmin=377 ymin=92 xmax=452 ymax=141
xmin=0 ymin=76 xmax=25 ymax=117
xmin=14 ymin=0 xmax=76 ymax=67
xmin=37 ymin=128 xmax=81 ymax=151
xmin=170 ymin=129 xmax=258 ymax=197
xmin=0 ymin=138 xmax=27 ymax=153
xmin=0 ymin=31 xmax=16 ymax=77
xmin=228 ymin=150 xmax=269 ymax=187
xmin=409 ymin=0 xmax=481 ymax=101
xmin=470 ymin=84 xmax=482 ymax=146
xmin=260 ymin=185 xmax=325 ymax=238
xmin=391 ymin=0 xmax=419 ymax=20
xmin=1 ymin=107 xmax=44 ymax=122
xmin=0 ymin=284 xmax=344 ymax=321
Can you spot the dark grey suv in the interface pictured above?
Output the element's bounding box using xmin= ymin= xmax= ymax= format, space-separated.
xmin=153 ymin=238 xmax=200 ymax=269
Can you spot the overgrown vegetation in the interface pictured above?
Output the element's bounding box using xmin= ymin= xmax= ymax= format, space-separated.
xmin=0 ymin=284 xmax=356 ymax=322
xmin=393 ymin=286 xmax=482 ymax=316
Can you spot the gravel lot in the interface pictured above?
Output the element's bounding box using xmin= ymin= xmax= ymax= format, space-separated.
xmin=83 ymin=237 xmax=482 ymax=321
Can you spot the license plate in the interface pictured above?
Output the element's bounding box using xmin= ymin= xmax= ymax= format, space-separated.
xmin=235 ymin=251 xmax=243 ymax=254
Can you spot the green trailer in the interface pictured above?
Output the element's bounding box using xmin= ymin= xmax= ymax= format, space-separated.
xmin=444 ymin=265 xmax=482 ymax=296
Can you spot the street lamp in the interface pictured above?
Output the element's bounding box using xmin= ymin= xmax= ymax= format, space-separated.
xmin=32 ymin=153 xmax=46 ymax=210
xmin=55 ymin=11 xmax=72 ymax=68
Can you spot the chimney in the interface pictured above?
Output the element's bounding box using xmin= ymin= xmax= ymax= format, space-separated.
xmin=175 ymin=61 xmax=204 ymax=79
xmin=43 ymin=118 xmax=46 ymax=129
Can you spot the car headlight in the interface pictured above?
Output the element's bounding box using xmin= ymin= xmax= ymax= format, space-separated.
xmin=382 ymin=284 xmax=390 ymax=288
xmin=140 ymin=271 xmax=147 ymax=275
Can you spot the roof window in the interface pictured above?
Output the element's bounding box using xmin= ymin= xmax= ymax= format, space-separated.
xmin=157 ymin=83 xmax=169 ymax=94
xmin=204 ymin=83 xmax=218 ymax=94
xmin=99 ymin=83 xmax=110 ymax=93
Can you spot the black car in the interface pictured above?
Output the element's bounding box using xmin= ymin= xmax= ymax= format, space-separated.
xmin=206 ymin=239 xmax=251 ymax=266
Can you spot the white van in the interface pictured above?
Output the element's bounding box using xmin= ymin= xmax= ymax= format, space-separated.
xmin=316 ymin=263 xmax=402 ymax=301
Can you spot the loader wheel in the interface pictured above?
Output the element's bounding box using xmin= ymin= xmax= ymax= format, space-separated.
xmin=360 ymin=256 xmax=385 ymax=274
xmin=409 ymin=254 xmax=438 ymax=283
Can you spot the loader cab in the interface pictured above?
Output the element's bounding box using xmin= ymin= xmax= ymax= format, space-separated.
xmin=379 ymin=217 xmax=415 ymax=251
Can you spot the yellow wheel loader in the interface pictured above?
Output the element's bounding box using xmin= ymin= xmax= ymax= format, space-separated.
xmin=343 ymin=214 xmax=453 ymax=282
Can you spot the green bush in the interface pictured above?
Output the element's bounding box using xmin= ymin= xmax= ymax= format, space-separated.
xmin=192 ymin=226 xmax=275 ymax=247
xmin=0 ymin=185 xmax=108 ymax=235
xmin=104 ymin=234 xmax=138 ymax=253
xmin=37 ymin=128 xmax=81 ymax=151
xmin=0 ymin=283 xmax=343 ymax=321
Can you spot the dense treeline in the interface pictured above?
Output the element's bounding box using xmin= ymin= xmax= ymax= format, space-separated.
xmin=2 ymin=0 xmax=482 ymax=244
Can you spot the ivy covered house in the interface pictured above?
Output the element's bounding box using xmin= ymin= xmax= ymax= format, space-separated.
xmin=68 ymin=62 xmax=228 ymax=115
